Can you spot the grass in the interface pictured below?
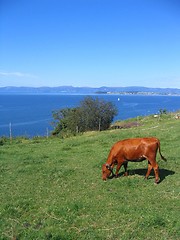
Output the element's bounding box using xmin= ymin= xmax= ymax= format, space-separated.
xmin=0 ymin=113 xmax=180 ymax=239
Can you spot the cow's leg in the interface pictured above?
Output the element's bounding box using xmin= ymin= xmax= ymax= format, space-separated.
xmin=115 ymin=161 xmax=124 ymax=177
xmin=145 ymin=161 xmax=153 ymax=179
xmin=123 ymin=162 xmax=128 ymax=176
xmin=148 ymin=158 xmax=160 ymax=184
xmin=153 ymin=164 xmax=160 ymax=184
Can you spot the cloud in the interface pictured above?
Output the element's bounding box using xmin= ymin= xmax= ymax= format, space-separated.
xmin=0 ymin=71 xmax=38 ymax=78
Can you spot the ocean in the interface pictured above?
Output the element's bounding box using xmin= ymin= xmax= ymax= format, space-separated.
xmin=0 ymin=94 xmax=180 ymax=137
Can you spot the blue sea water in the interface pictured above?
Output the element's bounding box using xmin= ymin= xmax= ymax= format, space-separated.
xmin=0 ymin=94 xmax=180 ymax=137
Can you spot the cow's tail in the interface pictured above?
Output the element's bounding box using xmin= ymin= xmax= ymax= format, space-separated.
xmin=157 ymin=140 xmax=167 ymax=162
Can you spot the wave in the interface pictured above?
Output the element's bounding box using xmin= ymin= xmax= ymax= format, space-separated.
xmin=0 ymin=118 xmax=51 ymax=128
xmin=122 ymin=103 xmax=139 ymax=107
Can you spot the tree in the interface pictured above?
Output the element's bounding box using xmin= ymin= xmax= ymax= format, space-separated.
xmin=52 ymin=108 xmax=81 ymax=135
xmin=52 ymin=96 xmax=118 ymax=136
xmin=79 ymin=97 xmax=117 ymax=131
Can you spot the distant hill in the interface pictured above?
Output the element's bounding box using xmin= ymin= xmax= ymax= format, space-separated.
xmin=0 ymin=86 xmax=180 ymax=95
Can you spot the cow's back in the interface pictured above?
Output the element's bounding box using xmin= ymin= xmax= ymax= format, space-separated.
xmin=111 ymin=137 xmax=159 ymax=160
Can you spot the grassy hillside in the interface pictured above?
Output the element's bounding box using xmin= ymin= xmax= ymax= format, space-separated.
xmin=0 ymin=113 xmax=180 ymax=239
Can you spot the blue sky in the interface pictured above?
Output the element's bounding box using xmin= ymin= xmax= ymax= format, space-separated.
xmin=1 ymin=0 xmax=180 ymax=88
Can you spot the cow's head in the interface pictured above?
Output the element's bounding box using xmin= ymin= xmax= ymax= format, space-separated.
xmin=102 ymin=164 xmax=113 ymax=180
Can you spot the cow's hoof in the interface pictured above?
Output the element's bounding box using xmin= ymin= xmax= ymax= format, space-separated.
xmin=154 ymin=180 xmax=160 ymax=185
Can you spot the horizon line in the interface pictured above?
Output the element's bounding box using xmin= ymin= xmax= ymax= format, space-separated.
xmin=0 ymin=85 xmax=180 ymax=90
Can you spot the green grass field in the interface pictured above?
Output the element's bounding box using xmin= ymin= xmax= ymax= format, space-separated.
xmin=0 ymin=113 xmax=180 ymax=239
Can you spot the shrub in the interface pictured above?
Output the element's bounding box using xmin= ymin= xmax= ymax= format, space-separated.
xmin=52 ymin=96 xmax=118 ymax=136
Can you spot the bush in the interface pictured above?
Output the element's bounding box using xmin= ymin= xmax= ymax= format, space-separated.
xmin=52 ymin=96 xmax=118 ymax=136
xmin=0 ymin=136 xmax=10 ymax=146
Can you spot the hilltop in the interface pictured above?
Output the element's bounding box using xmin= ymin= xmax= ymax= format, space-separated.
xmin=0 ymin=112 xmax=180 ymax=239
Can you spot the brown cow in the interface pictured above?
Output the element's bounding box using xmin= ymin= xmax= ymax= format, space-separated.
xmin=102 ymin=137 xmax=167 ymax=184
